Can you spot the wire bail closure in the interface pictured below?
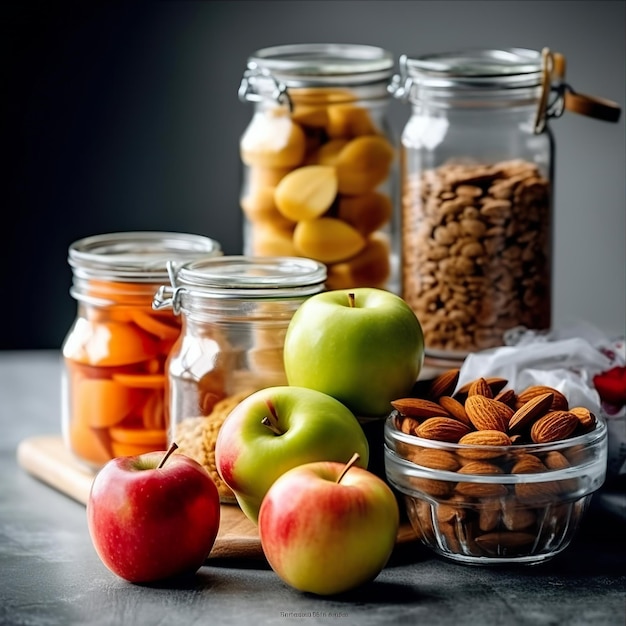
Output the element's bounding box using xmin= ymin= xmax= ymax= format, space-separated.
xmin=238 ymin=66 xmax=293 ymax=112
xmin=152 ymin=260 xmax=184 ymax=315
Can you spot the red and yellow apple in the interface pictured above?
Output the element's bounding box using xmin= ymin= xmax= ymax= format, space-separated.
xmin=283 ymin=287 xmax=424 ymax=417
xmin=258 ymin=453 xmax=399 ymax=595
xmin=215 ymin=386 xmax=369 ymax=523
xmin=87 ymin=444 xmax=220 ymax=583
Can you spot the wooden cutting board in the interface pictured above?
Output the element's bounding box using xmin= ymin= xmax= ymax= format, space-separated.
xmin=16 ymin=435 xmax=418 ymax=560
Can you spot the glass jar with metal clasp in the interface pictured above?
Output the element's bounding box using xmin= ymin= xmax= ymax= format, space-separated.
xmin=391 ymin=47 xmax=621 ymax=366
xmin=238 ymin=43 xmax=400 ymax=294
xmin=152 ymin=255 xmax=327 ymax=502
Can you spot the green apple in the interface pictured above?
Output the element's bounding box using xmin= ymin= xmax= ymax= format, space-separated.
xmin=258 ymin=453 xmax=400 ymax=595
xmin=214 ymin=386 xmax=369 ymax=523
xmin=283 ymin=287 xmax=424 ymax=417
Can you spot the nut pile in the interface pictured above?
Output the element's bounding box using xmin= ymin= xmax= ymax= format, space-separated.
xmin=401 ymin=159 xmax=551 ymax=354
xmin=393 ymin=369 xmax=597 ymax=446
xmin=390 ymin=369 xmax=600 ymax=558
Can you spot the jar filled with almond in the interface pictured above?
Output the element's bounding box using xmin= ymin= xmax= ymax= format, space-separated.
xmin=61 ymin=231 xmax=222 ymax=470
xmin=152 ymin=256 xmax=326 ymax=502
xmin=238 ymin=43 xmax=399 ymax=293
xmin=391 ymin=48 xmax=621 ymax=364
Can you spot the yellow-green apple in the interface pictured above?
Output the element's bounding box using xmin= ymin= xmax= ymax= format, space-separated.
xmin=283 ymin=287 xmax=424 ymax=417
xmin=87 ymin=444 xmax=220 ymax=583
xmin=258 ymin=453 xmax=399 ymax=595
xmin=215 ymin=386 xmax=369 ymax=523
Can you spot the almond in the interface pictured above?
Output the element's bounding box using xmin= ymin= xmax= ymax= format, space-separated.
xmin=508 ymin=391 xmax=554 ymax=433
xmin=530 ymin=410 xmax=578 ymax=443
xmin=428 ymin=368 xmax=460 ymax=400
xmin=464 ymin=395 xmax=513 ymax=432
xmin=467 ymin=377 xmax=493 ymax=398
xmin=399 ymin=416 xmax=420 ymax=436
xmin=502 ymin=505 xmax=536 ymax=531
xmin=475 ymin=531 xmax=535 ymax=555
xmin=409 ymin=448 xmax=460 ymax=472
xmin=455 ymin=460 xmax=508 ymax=497
xmin=416 ymin=417 xmax=471 ymax=442
xmin=543 ymin=450 xmax=570 ymax=470
xmin=494 ymin=388 xmax=516 ymax=407
xmin=478 ymin=502 xmax=501 ymax=531
xmin=438 ymin=395 xmax=471 ymax=426
xmin=391 ymin=397 xmax=450 ymax=419
xmin=511 ymin=453 xmax=546 ymax=474
xmin=516 ymin=385 xmax=569 ymax=411
xmin=457 ymin=376 xmax=508 ymax=398
xmin=457 ymin=430 xmax=512 ymax=459
xmin=569 ymin=406 xmax=597 ymax=433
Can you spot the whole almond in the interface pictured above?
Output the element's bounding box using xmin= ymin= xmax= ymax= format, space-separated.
xmin=457 ymin=376 xmax=508 ymax=398
xmin=439 ymin=395 xmax=472 ymax=426
xmin=511 ymin=453 xmax=546 ymax=474
xmin=502 ymin=506 xmax=536 ymax=531
xmin=457 ymin=430 xmax=512 ymax=459
xmin=464 ymin=395 xmax=513 ymax=432
xmin=530 ymin=410 xmax=579 ymax=443
xmin=516 ymin=385 xmax=569 ymax=411
xmin=569 ymin=406 xmax=597 ymax=433
xmin=416 ymin=417 xmax=471 ymax=442
xmin=468 ymin=377 xmax=493 ymax=398
xmin=494 ymin=388 xmax=517 ymax=407
xmin=410 ymin=448 xmax=460 ymax=472
xmin=475 ymin=531 xmax=535 ymax=555
xmin=508 ymin=391 xmax=554 ymax=433
xmin=455 ymin=460 xmax=508 ymax=497
xmin=391 ymin=397 xmax=450 ymax=419
xmin=428 ymin=368 xmax=460 ymax=400
xmin=399 ymin=416 xmax=420 ymax=436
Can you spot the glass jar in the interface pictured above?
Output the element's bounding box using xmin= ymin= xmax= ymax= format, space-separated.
xmin=238 ymin=43 xmax=399 ymax=293
xmin=152 ymin=256 xmax=326 ymax=502
xmin=392 ymin=47 xmax=621 ymax=365
xmin=61 ymin=231 xmax=222 ymax=470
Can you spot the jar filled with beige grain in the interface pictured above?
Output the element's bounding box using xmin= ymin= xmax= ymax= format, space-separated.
xmin=238 ymin=43 xmax=399 ymax=293
xmin=392 ymin=48 xmax=621 ymax=365
xmin=152 ymin=256 xmax=326 ymax=502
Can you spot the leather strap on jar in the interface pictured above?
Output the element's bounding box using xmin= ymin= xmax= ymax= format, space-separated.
xmin=535 ymin=47 xmax=622 ymax=133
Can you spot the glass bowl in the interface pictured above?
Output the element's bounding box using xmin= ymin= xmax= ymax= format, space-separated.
xmin=384 ymin=412 xmax=608 ymax=565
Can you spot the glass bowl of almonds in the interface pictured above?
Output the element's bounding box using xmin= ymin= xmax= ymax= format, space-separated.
xmin=384 ymin=371 xmax=608 ymax=565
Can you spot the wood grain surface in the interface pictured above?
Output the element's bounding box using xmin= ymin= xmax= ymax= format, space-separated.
xmin=16 ymin=435 xmax=418 ymax=560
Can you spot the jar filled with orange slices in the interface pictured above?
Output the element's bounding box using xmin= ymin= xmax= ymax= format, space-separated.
xmin=152 ymin=256 xmax=326 ymax=502
xmin=61 ymin=231 xmax=222 ymax=469
xmin=238 ymin=43 xmax=399 ymax=294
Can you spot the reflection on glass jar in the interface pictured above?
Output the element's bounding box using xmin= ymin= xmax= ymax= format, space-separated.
xmin=61 ymin=232 xmax=222 ymax=470
xmin=238 ymin=43 xmax=399 ymax=293
xmin=153 ymin=256 xmax=326 ymax=502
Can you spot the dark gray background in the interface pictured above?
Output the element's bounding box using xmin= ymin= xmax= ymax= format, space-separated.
xmin=4 ymin=1 xmax=624 ymax=350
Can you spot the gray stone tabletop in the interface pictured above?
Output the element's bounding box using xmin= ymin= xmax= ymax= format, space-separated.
xmin=1 ymin=351 xmax=624 ymax=626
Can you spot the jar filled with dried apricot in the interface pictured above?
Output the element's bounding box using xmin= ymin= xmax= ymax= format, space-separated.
xmin=152 ymin=255 xmax=326 ymax=502
xmin=392 ymin=48 xmax=621 ymax=365
xmin=238 ymin=43 xmax=399 ymax=293
xmin=61 ymin=231 xmax=222 ymax=469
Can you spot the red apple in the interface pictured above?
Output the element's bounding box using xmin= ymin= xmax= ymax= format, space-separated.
xmin=258 ymin=453 xmax=399 ymax=595
xmin=87 ymin=443 xmax=220 ymax=583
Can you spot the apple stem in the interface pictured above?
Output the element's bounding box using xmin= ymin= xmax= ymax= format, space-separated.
xmin=157 ymin=442 xmax=179 ymax=469
xmin=261 ymin=399 xmax=283 ymax=435
xmin=336 ymin=452 xmax=360 ymax=484
xmin=347 ymin=292 xmax=356 ymax=308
